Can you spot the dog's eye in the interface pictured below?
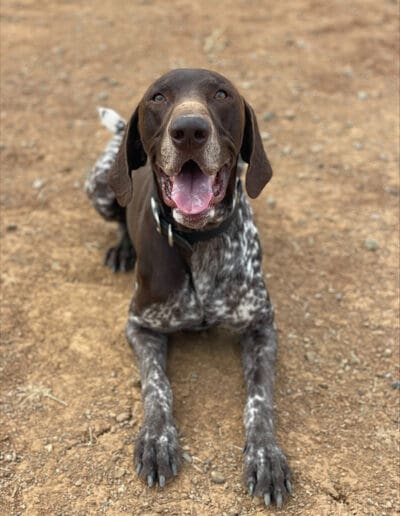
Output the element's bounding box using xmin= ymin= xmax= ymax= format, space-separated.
xmin=152 ymin=93 xmax=165 ymax=102
xmin=214 ymin=90 xmax=228 ymax=100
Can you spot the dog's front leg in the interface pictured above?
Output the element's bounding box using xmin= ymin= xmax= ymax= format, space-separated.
xmin=126 ymin=321 xmax=180 ymax=487
xmin=241 ymin=315 xmax=291 ymax=507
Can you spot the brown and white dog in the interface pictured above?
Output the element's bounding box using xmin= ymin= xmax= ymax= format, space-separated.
xmin=86 ymin=68 xmax=291 ymax=508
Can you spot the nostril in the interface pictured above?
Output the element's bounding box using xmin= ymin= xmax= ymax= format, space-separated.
xmin=194 ymin=129 xmax=207 ymax=142
xmin=171 ymin=129 xmax=185 ymax=141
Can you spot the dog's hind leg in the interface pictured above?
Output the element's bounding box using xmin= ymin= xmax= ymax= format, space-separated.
xmin=85 ymin=108 xmax=136 ymax=272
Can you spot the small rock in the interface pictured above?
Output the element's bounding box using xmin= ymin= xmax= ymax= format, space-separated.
xmin=305 ymin=351 xmax=317 ymax=363
xmin=350 ymin=351 xmax=361 ymax=365
xmin=211 ymin=471 xmax=226 ymax=484
xmin=114 ymin=467 xmax=125 ymax=479
xmin=182 ymin=452 xmax=192 ymax=463
xmin=335 ymin=292 xmax=343 ymax=302
xmin=384 ymin=348 xmax=392 ymax=357
xmin=263 ymin=111 xmax=276 ymax=122
xmin=364 ymin=238 xmax=378 ymax=251
xmin=44 ymin=444 xmax=53 ymax=453
xmin=260 ymin=131 xmax=270 ymax=141
xmin=6 ymin=224 xmax=17 ymax=232
xmin=75 ymin=479 xmax=83 ymax=487
xmin=353 ymin=141 xmax=364 ymax=150
xmin=391 ymin=381 xmax=400 ymax=390
xmin=97 ymin=91 xmax=109 ymax=101
xmin=369 ymin=213 xmax=381 ymax=221
xmin=343 ymin=66 xmax=353 ymax=78
xmin=115 ymin=412 xmax=131 ymax=423
xmin=281 ymin=145 xmax=292 ymax=156
xmin=378 ymin=152 xmax=389 ymax=162
xmin=73 ymin=181 xmax=81 ymax=189
xmin=385 ymin=373 xmax=392 ymax=379
xmin=310 ymin=143 xmax=323 ymax=154
xmin=266 ymin=196 xmax=276 ymax=208
xmin=32 ymin=179 xmax=45 ymax=189
xmin=284 ymin=110 xmax=296 ymax=120
xmin=357 ymin=90 xmax=368 ymax=100
xmin=384 ymin=184 xmax=399 ymax=196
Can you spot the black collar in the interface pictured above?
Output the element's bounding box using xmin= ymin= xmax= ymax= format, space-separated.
xmin=150 ymin=180 xmax=242 ymax=253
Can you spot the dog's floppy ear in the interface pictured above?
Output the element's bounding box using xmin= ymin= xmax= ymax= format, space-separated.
xmin=240 ymin=99 xmax=273 ymax=198
xmin=108 ymin=106 xmax=147 ymax=207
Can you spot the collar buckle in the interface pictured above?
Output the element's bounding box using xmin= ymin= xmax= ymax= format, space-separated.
xmin=167 ymin=224 xmax=174 ymax=247
xmin=150 ymin=197 xmax=161 ymax=234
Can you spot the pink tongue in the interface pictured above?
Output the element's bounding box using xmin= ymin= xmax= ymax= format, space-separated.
xmin=171 ymin=163 xmax=213 ymax=215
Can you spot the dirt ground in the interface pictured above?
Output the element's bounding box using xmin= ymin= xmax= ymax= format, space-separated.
xmin=1 ymin=0 xmax=399 ymax=514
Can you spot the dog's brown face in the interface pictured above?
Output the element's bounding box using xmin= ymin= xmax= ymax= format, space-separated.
xmin=109 ymin=68 xmax=273 ymax=229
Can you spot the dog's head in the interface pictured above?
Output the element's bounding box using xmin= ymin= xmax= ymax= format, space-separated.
xmin=109 ymin=68 xmax=272 ymax=229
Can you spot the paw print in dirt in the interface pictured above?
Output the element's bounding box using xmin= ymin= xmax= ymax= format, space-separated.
xmin=134 ymin=420 xmax=181 ymax=487
xmin=244 ymin=436 xmax=292 ymax=508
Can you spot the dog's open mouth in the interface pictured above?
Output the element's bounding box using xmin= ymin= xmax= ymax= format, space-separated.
xmin=158 ymin=160 xmax=230 ymax=216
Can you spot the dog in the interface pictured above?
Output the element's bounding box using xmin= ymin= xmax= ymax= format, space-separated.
xmin=86 ymin=68 xmax=291 ymax=508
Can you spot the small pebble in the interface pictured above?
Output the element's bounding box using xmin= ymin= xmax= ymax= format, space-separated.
xmin=364 ymin=238 xmax=378 ymax=251
xmin=211 ymin=471 xmax=226 ymax=484
xmin=44 ymin=444 xmax=53 ymax=453
xmin=335 ymin=292 xmax=343 ymax=302
xmin=97 ymin=91 xmax=109 ymax=101
xmin=343 ymin=66 xmax=353 ymax=78
xmin=282 ymin=145 xmax=292 ymax=156
xmin=357 ymin=90 xmax=368 ymax=100
xmin=263 ymin=111 xmax=276 ymax=122
xmin=260 ymin=131 xmax=270 ymax=141
xmin=266 ymin=196 xmax=276 ymax=208
xmin=310 ymin=143 xmax=323 ymax=154
xmin=305 ymin=351 xmax=317 ymax=363
xmin=384 ymin=348 xmax=392 ymax=357
xmin=391 ymin=381 xmax=400 ymax=390
xmin=353 ymin=141 xmax=364 ymax=150
xmin=284 ymin=110 xmax=296 ymax=120
xmin=6 ymin=224 xmax=17 ymax=232
xmin=115 ymin=412 xmax=131 ymax=423
xmin=32 ymin=179 xmax=45 ymax=189
xmin=369 ymin=213 xmax=381 ymax=221
xmin=114 ymin=467 xmax=126 ymax=479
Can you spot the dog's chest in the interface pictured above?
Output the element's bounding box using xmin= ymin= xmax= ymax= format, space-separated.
xmin=130 ymin=198 xmax=270 ymax=332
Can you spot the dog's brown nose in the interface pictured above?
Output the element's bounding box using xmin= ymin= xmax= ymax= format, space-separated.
xmin=169 ymin=115 xmax=210 ymax=150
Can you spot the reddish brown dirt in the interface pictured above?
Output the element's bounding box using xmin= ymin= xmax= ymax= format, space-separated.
xmin=1 ymin=0 xmax=399 ymax=514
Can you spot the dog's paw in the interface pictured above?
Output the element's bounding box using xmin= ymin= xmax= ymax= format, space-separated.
xmin=244 ymin=436 xmax=291 ymax=508
xmin=104 ymin=239 xmax=136 ymax=273
xmin=134 ymin=421 xmax=180 ymax=487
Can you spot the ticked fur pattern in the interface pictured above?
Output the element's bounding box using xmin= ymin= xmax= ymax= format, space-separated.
xmin=86 ymin=108 xmax=291 ymax=507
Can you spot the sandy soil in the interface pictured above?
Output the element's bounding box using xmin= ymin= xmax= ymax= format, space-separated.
xmin=1 ymin=0 xmax=399 ymax=514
